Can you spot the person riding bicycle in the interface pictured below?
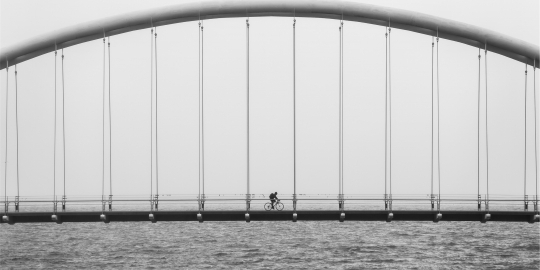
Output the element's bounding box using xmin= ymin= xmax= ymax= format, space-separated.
xmin=269 ymin=192 xmax=279 ymax=209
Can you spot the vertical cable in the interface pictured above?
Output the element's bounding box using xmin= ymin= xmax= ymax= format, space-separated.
xmin=533 ymin=60 xmax=538 ymax=212
xmin=341 ymin=20 xmax=344 ymax=203
xmin=150 ymin=27 xmax=154 ymax=209
xmin=108 ymin=37 xmax=112 ymax=204
xmin=525 ymin=63 xmax=528 ymax=210
xmin=436 ymin=32 xmax=441 ymax=211
xmin=201 ymin=22 xmax=205 ymax=208
xmin=338 ymin=21 xmax=341 ymax=198
xmin=485 ymin=43 xmax=489 ymax=212
xmin=101 ymin=36 xmax=105 ymax=211
xmin=388 ymin=25 xmax=392 ymax=211
xmin=53 ymin=49 xmax=57 ymax=211
xmin=62 ymin=49 xmax=66 ymax=210
xmin=198 ymin=21 xmax=201 ymax=212
xmin=155 ymin=27 xmax=158 ymax=209
xmin=431 ymin=37 xmax=434 ymax=209
xmin=338 ymin=21 xmax=343 ymax=208
xmin=477 ymin=48 xmax=481 ymax=210
xmin=4 ymin=62 xmax=8 ymax=214
xmin=384 ymin=28 xmax=388 ymax=209
xmin=15 ymin=65 xmax=19 ymax=211
xmin=293 ymin=14 xmax=297 ymax=206
xmin=246 ymin=18 xmax=250 ymax=212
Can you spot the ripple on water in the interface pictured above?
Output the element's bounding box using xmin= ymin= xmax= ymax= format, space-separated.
xmin=1 ymin=221 xmax=539 ymax=269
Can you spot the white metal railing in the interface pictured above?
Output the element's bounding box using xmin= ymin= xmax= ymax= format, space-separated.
xmin=2 ymin=194 xmax=538 ymax=212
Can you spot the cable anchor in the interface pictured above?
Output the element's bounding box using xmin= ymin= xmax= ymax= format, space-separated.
xmin=15 ymin=196 xmax=19 ymax=212
xmin=477 ymin=194 xmax=481 ymax=211
xmin=108 ymin=195 xmax=113 ymax=211
xmin=154 ymin=194 xmax=159 ymax=211
xmin=245 ymin=194 xmax=251 ymax=212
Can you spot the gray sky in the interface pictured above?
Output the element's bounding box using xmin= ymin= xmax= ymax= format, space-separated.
xmin=0 ymin=0 xmax=539 ymax=199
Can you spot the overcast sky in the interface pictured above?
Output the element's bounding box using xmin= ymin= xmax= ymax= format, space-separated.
xmin=0 ymin=0 xmax=539 ymax=202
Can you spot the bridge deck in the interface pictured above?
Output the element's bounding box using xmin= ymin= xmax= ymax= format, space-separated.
xmin=2 ymin=210 xmax=537 ymax=224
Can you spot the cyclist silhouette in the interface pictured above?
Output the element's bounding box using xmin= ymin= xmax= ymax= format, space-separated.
xmin=269 ymin=192 xmax=279 ymax=209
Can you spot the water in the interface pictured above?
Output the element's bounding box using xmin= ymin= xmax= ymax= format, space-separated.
xmin=2 ymin=220 xmax=539 ymax=269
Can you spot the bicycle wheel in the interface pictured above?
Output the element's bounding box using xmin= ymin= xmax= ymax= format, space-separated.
xmin=264 ymin=203 xmax=272 ymax=211
xmin=276 ymin=202 xmax=284 ymax=211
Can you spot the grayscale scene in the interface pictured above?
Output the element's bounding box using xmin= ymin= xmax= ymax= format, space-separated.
xmin=1 ymin=0 xmax=539 ymax=268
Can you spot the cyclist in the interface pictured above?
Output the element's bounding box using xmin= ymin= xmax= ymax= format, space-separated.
xmin=269 ymin=192 xmax=279 ymax=209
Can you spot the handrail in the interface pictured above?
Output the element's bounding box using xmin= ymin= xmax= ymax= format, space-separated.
xmin=1 ymin=0 xmax=538 ymax=70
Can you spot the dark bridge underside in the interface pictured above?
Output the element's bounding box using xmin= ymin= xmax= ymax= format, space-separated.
xmin=1 ymin=210 xmax=537 ymax=224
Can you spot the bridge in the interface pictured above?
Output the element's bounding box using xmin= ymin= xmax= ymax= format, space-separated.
xmin=1 ymin=0 xmax=539 ymax=224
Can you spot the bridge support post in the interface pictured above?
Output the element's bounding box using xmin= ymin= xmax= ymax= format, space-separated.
xmin=337 ymin=195 xmax=345 ymax=211
xmin=62 ymin=196 xmax=66 ymax=211
xmin=108 ymin=195 xmax=113 ymax=211
xmin=292 ymin=194 xmax=297 ymax=212
xmin=477 ymin=195 xmax=481 ymax=211
xmin=245 ymin=194 xmax=250 ymax=212
xmin=153 ymin=195 xmax=159 ymax=211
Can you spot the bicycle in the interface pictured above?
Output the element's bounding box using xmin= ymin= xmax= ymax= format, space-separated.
xmin=264 ymin=199 xmax=284 ymax=211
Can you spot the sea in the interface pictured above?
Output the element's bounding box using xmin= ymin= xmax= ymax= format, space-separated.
xmin=1 ymin=203 xmax=539 ymax=269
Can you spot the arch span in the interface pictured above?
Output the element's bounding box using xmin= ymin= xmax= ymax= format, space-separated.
xmin=0 ymin=0 xmax=538 ymax=70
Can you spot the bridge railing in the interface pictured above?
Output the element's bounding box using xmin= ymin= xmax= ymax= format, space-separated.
xmin=2 ymin=194 xmax=538 ymax=212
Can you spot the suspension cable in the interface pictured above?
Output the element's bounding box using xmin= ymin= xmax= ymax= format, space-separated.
xmin=431 ymin=36 xmax=434 ymax=209
xmin=53 ymin=47 xmax=57 ymax=212
xmin=150 ymin=27 xmax=154 ymax=210
xmin=338 ymin=20 xmax=343 ymax=208
xmin=198 ymin=20 xmax=202 ymax=212
xmin=108 ymin=36 xmax=112 ymax=207
xmin=477 ymin=48 xmax=481 ymax=210
xmin=436 ymin=31 xmax=441 ymax=212
xmin=201 ymin=21 xmax=205 ymax=209
xmin=338 ymin=21 xmax=341 ymax=198
xmin=198 ymin=20 xmax=200 ymax=212
xmin=101 ymin=35 xmax=106 ymax=212
xmin=15 ymin=64 xmax=19 ymax=212
xmin=246 ymin=17 xmax=250 ymax=212
xmin=293 ymin=17 xmax=296 ymax=211
xmin=534 ymin=60 xmax=538 ymax=213
xmin=62 ymin=49 xmax=66 ymax=211
xmin=525 ymin=63 xmax=528 ymax=209
xmin=341 ymin=19 xmax=344 ymax=205
xmin=384 ymin=28 xmax=388 ymax=209
xmin=485 ymin=43 xmax=489 ymax=212
xmin=389 ymin=25 xmax=392 ymax=211
xmin=155 ymin=27 xmax=159 ymax=210
xmin=4 ymin=61 xmax=8 ymax=214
